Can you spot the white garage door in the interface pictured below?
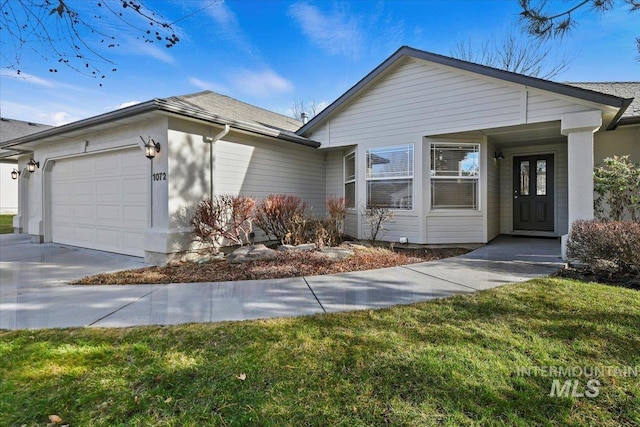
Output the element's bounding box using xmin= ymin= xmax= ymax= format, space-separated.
xmin=51 ymin=148 xmax=148 ymax=257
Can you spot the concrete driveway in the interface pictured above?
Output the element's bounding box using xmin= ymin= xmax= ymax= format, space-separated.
xmin=0 ymin=234 xmax=564 ymax=330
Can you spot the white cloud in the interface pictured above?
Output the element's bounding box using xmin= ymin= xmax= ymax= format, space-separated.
xmin=205 ymin=1 xmax=255 ymax=57
xmin=188 ymin=77 xmax=213 ymax=91
xmin=0 ymin=68 xmax=55 ymax=88
xmin=0 ymin=99 xmax=85 ymax=126
xmin=230 ymin=69 xmax=293 ymax=98
xmin=132 ymin=42 xmax=175 ymax=64
xmin=117 ymin=101 xmax=141 ymax=109
xmin=188 ymin=77 xmax=229 ymax=94
xmin=49 ymin=112 xmax=73 ymax=126
xmin=288 ymin=2 xmax=362 ymax=57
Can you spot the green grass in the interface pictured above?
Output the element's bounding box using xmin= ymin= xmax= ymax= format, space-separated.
xmin=0 ymin=214 xmax=14 ymax=234
xmin=1 ymin=278 xmax=639 ymax=426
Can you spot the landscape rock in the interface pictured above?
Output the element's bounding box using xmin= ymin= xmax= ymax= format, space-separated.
xmin=319 ymin=247 xmax=354 ymax=261
xmin=227 ymin=244 xmax=277 ymax=264
xmin=278 ymin=243 xmax=317 ymax=252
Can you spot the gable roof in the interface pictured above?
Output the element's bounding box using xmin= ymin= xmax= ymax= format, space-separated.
xmin=0 ymin=91 xmax=318 ymax=151
xmin=0 ymin=117 xmax=53 ymax=142
xmin=297 ymin=46 xmax=634 ymax=135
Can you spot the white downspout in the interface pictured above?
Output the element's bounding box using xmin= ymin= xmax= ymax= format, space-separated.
xmin=203 ymin=124 xmax=230 ymax=200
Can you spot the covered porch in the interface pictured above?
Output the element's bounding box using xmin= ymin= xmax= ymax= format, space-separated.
xmin=441 ymin=110 xmax=603 ymax=253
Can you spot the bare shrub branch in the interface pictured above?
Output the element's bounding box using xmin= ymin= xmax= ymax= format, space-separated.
xmin=191 ymin=195 xmax=255 ymax=253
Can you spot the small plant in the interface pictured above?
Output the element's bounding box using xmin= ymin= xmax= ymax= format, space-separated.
xmin=324 ymin=196 xmax=346 ymax=246
xmin=566 ymin=219 xmax=640 ymax=275
xmin=254 ymin=194 xmax=309 ymax=245
xmin=594 ymin=155 xmax=640 ymax=222
xmin=362 ymin=205 xmax=395 ymax=244
xmin=191 ymin=195 xmax=256 ymax=253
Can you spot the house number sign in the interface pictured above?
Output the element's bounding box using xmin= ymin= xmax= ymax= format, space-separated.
xmin=152 ymin=172 xmax=167 ymax=181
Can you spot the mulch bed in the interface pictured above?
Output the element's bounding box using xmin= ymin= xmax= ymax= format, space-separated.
xmin=72 ymin=246 xmax=470 ymax=285
xmin=554 ymin=267 xmax=640 ymax=290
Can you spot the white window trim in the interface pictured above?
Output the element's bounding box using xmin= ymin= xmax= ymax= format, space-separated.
xmin=430 ymin=142 xmax=481 ymax=211
xmin=365 ymin=143 xmax=414 ymax=211
xmin=344 ymin=151 xmax=356 ymax=210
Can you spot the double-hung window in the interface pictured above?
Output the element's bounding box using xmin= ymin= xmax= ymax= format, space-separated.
xmin=366 ymin=144 xmax=414 ymax=210
xmin=344 ymin=152 xmax=356 ymax=209
xmin=430 ymin=143 xmax=479 ymax=210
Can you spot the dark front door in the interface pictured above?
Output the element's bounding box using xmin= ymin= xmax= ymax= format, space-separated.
xmin=513 ymin=154 xmax=554 ymax=231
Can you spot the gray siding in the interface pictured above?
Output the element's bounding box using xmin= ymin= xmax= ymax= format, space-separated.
xmin=487 ymin=140 xmax=501 ymax=240
xmin=168 ymin=121 xmax=326 ymax=231
xmin=344 ymin=212 xmax=358 ymax=239
xmin=215 ymin=136 xmax=326 ymax=214
xmin=362 ymin=212 xmax=421 ymax=243
xmin=426 ymin=214 xmax=484 ymax=243
xmin=308 ymin=58 xmax=607 ymax=149
xmin=309 ymin=58 xmax=524 ymax=147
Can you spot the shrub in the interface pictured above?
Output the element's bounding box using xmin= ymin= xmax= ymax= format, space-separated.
xmin=323 ymin=196 xmax=346 ymax=247
xmin=362 ymin=206 xmax=395 ymax=244
xmin=254 ymin=194 xmax=309 ymax=245
xmin=594 ymin=155 xmax=640 ymax=222
xmin=566 ymin=219 xmax=640 ymax=275
xmin=191 ymin=195 xmax=256 ymax=252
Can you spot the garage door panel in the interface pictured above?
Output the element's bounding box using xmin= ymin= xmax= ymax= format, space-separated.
xmin=72 ymin=225 xmax=96 ymax=243
xmin=52 ymin=182 xmax=73 ymax=201
xmin=73 ymin=158 xmax=96 ymax=177
xmin=96 ymin=205 xmax=121 ymax=222
xmin=51 ymin=148 xmax=148 ymax=257
xmin=123 ymin=205 xmax=147 ymax=227
xmin=123 ymin=231 xmax=145 ymax=250
xmin=122 ymin=153 xmax=144 ymax=170
xmin=96 ymin=179 xmax=120 ymax=197
xmin=96 ymin=157 xmax=117 ymax=173
xmin=96 ymin=229 xmax=120 ymax=246
xmin=73 ymin=181 xmax=94 ymax=198
xmin=123 ymin=179 xmax=147 ymax=199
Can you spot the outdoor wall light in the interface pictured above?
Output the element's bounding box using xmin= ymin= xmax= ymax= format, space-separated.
xmin=27 ymin=159 xmax=39 ymax=172
xmin=141 ymin=136 xmax=160 ymax=159
xmin=494 ymin=151 xmax=504 ymax=160
xmin=10 ymin=169 xmax=20 ymax=180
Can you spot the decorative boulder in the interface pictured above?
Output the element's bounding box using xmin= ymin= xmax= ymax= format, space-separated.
xmin=278 ymin=243 xmax=317 ymax=252
xmin=226 ymin=244 xmax=277 ymax=264
xmin=319 ymin=247 xmax=354 ymax=261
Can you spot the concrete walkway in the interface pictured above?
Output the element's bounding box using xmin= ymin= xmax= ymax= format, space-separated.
xmin=0 ymin=234 xmax=564 ymax=330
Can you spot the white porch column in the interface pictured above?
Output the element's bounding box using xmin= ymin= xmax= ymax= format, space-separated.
xmin=560 ymin=110 xmax=602 ymax=259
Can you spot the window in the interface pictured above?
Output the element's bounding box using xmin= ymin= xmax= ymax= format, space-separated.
xmin=366 ymin=144 xmax=413 ymax=209
xmin=430 ymin=143 xmax=479 ymax=210
xmin=344 ymin=152 xmax=356 ymax=208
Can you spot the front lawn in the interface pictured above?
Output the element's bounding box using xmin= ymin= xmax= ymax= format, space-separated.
xmin=2 ymin=278 xmax=639 ymax=426
xmin=0 ymin=214 xmax=14 ymax=234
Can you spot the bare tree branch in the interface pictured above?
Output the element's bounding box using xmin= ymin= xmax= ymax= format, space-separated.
xmin=451 ymin=32 xmax=572 ymax=80
xmin=519 ymin=0 xmax=639 ymax=60
xmin=289 ymin=99 xmax=322 ymax=121
xmin=0 ymin=0 xmax=214 ymax=81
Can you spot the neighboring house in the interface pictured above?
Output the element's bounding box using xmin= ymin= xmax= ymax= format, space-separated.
xmin=0 ymin=46 xmax=638 ymax=263
xmin=0 ymin=118 xmax=53 ymax=214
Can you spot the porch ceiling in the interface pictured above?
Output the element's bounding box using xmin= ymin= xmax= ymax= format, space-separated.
xmin=434 ymin=121 xmax=565 ymax=147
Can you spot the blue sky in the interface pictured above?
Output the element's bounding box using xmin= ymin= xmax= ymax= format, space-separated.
xmin=1 ymin=0 xmax=638 ymax=126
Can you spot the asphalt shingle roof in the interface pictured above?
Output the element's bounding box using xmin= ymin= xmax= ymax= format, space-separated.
xmin=567 ymin=82 xmax=640 ymax=118
xmin=173 ymin=91 xmax=303 ymax=132
xmin=0 ymin=118 xmax=53 ymax=142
